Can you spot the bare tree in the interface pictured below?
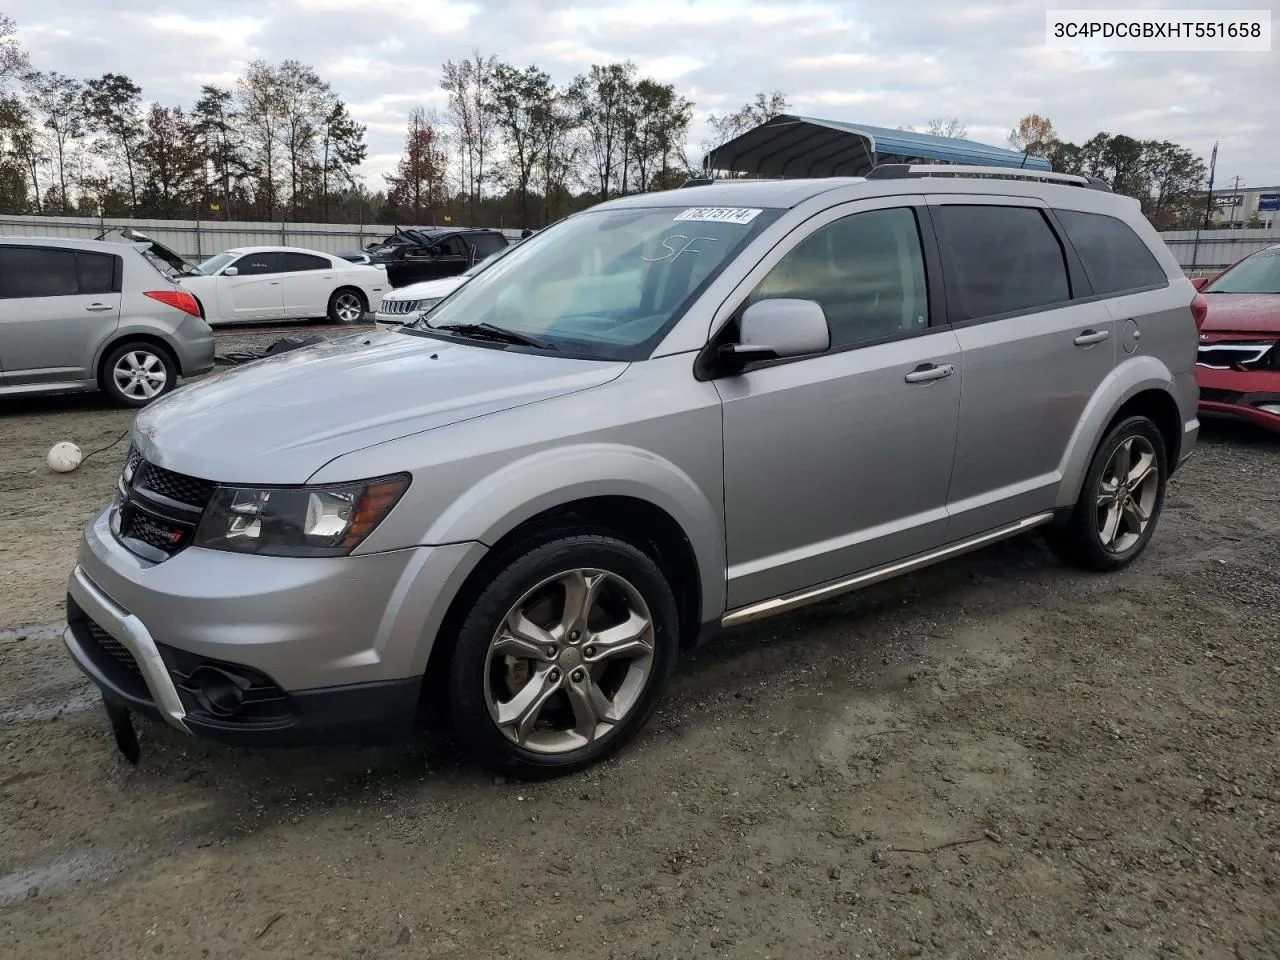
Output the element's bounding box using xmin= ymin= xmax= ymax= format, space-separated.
xmin=237 ymin=61 xmax=284 ymax=218
xmin=924 ymin=117 xmax=968 ymax=139
xmin=26 ymin=71 xmax=86 ymax=213
xmin=441 ymin=52 xmax=498 ymax=222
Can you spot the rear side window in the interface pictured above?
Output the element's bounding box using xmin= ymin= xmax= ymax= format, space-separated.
xmin=0 ymin=246 xmax=79 ymax=298
xmin=936 ymin=205 xmax=1071 ymax=321
xmin=1055 ymin=209 xmax=1168 ymax=295
xmin=472 ymin=234 xmax=506 ymax=257
xmin=76 ymin=251 xmax=120 ymax=295
xmin=280 ymin=252 xmax=330 ymax=272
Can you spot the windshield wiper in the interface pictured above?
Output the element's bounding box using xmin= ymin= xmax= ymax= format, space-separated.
xmin=432 ymin=322 xmax=556 ymax=350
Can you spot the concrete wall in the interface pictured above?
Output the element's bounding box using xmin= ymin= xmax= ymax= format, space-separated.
xmin=0 ymin=214 xmax=525 ymax=262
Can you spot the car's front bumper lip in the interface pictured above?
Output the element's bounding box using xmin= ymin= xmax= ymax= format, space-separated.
xmin=65 ymin=565 xmax=189 ymax=732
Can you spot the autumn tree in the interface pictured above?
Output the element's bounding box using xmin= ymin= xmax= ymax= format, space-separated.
xmin=83 ymin=73 xmax=144 ymax=213
xmin=384 ymin=107 xmax=449 ymax=222
xmin=1008 ymin=113 xmax=1057 ymax=158
xmin=441 ymin=52 xmax=498 ymax=222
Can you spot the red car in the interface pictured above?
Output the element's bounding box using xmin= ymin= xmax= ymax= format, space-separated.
xmin=1193 ymin=243 xmax=1280 ymax=433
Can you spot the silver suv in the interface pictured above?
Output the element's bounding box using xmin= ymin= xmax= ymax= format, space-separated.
xmin=0 ymin=237 xmax=215 ymax=406
xmin=64 ymin=167 xmax=1199 ymax=777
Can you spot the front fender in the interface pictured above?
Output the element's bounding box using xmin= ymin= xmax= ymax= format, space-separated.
xmin=422 ymin=442 xmax=727 ymax=623
xmin=1056 ymin=354 xmax=1175 ymax=509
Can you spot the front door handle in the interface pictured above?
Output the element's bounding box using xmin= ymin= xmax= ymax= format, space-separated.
xmin=85 ymin=302 xmax=113 ymax=312
xmin=904 ymin=362 xmax=955 ymax=384
xmin=1074 ymin=329 xmax=1111 ymax=346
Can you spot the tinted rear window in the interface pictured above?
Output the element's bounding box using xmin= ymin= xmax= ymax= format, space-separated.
xmin=1055 ymin=209 xmax=1167 ymax=295
xmin=281 ymin=252 xmax=330 ymax=271
xmin=936 ymin=205 xmax=1071 ymax=321
xmin=0 ymin=246 xmax=79 ymax=298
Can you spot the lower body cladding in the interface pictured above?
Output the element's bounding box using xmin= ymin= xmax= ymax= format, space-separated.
xmin=1196 ymin=366 xmax=1280 ymax=434
xmin=62 ymin=507 xmax=486 ymax=756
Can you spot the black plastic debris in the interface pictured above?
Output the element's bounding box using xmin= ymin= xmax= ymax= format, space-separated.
xmin=214 ymin=334 xmax=327 ymax=366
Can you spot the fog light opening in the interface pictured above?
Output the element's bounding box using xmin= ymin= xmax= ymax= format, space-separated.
xmin=187 ymin=665 xmax=251 ymax=718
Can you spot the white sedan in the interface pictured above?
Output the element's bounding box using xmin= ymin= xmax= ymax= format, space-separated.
xmin=177 ymin=246 xmax=387 ymax=326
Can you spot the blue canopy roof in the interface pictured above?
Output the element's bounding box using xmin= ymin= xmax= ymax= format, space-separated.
xmin=703 ymin=114 xmax=1052 ymax=178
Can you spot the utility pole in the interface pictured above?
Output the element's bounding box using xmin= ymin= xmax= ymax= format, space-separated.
xmin=1191 ymin=140 xmax=1218 ymax=270
xmin=1226 ymin=175 xmax=1243 ymax=228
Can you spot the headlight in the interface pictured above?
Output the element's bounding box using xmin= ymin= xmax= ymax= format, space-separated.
xmin=193 ymin=474 xmax=410 ymax=557
xmin=415 ymin=297 xmax=443 ymax=314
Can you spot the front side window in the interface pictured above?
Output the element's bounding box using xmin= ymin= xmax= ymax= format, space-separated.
xmin=191 ymin=252 xmax=238 ymax=276
xmin=0 ymin=247 xmax=79 ymax=298
xmin=936 ymin=205 xmax=1071 ymax=321
xmin=231 ymin=252 xmax=280 ymax=276
xmin=745 ymin=206 xmax=929 ymax=348
xmin=1203 ymin=248 xmax=1280 ymax=294
xmin=1055 ymin=209 xmax=1167 ymax=295
xmin=439 ymin=237 xmax=469 ymax=258
xmin=416 ymin=205 xmax=779 ymax=360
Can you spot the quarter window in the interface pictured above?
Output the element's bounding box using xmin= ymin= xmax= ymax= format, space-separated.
xmin=77 ymin=251 xmax=119 ymax=294
xmin=936 ymin=205 xmax=1071 ymax=321
xmin=1055 ymin=209 xmax=1168 ymax=295
xmin=746 ymin=207 xmax=929 ymax=349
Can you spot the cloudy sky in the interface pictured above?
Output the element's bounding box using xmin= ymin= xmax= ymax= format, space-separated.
xmin=8 ymin=0 xmax=1278 ymax=189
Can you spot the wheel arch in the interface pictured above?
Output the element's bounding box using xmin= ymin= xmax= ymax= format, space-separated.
xmin=1056 ymin=356 xmax=1184 ymax=510
xmin=96 ymin=332 xmax=183 ymax=383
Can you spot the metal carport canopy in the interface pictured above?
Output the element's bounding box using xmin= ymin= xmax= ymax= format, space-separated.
xmin=703 ymin=114 xmax=1053 ymax=177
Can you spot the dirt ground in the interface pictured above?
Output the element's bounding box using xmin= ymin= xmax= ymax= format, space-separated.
xmin=0 ymin=380 xmax=1277 ymax=959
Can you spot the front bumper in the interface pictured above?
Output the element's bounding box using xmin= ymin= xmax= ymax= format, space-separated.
xmin=1196 ymin=367 xmax=1280 ymax=434
xmin=63 ymin=506 xmax=485 ymax=747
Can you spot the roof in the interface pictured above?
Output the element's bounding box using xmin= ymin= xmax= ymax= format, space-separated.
xmin=704 ymin=114 xmax=1053 ymax=178
xmin=0 ymin=235 xmax=146 ymax=252
xmin=221 ymin=245 xmax=339 ymax=256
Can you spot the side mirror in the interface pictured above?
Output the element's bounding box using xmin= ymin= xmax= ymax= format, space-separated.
xmin=222 ymin=266 xmax=239 ymax=277
xmin=720 ymin=298 xmax=830 ymax=371
xmin=1190 ymin=276 xmax=1209 ymax=291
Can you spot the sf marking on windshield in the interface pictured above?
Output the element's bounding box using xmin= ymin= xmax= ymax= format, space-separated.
xmin=644 ymin=235 xmax=719 ymax=264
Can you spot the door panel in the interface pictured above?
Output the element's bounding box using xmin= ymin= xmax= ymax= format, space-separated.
xmin=279 ymin=253 xmax=335 ymax=318
xmin=928 ymin=198 xmax=1117 ymax=539
xmin=0 ymin=246 xmax=121 ymax=385
xmin=714 ymin=199 xmax=960 ymax=610
xmin=720 ymin=330 xmax=963 ymax=608
xmin=218 ymin=252 xmax=284 ymax=321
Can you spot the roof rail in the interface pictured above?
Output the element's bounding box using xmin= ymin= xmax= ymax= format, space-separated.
xmin=866 ymin=163 xmax=1112 ymax=192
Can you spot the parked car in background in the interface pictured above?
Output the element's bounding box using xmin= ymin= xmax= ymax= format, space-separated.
xmin=336 ymin=251 xmax=375 ymax=265
xmin=176 ymin=246 xmax=387 ymax=325
xmin=0 ymin=237 xmax=214 ymax=406
xmin=367 ymin=227 xmax=508 ymax=288
xmin=374 ymin=240 xmax=523 ymax=331
xmin=63 ymin=166 xmax=1199 ymax=779
xmin=1193 ymin=243 xmax=1280 ymax=433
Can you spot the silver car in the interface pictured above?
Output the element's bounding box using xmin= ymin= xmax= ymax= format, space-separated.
xmin=64 ymin=167 xmax=1199 ymax=777
xmin=0 ymin=237 xmax=215 ymax=406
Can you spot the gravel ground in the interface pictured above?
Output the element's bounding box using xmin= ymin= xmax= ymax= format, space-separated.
xmin=0 ymin=385 xmax=1277 ymax=959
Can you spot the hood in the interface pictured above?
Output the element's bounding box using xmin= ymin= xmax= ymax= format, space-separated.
xmin=382 ymin=275 xmax=468 ymax=302
xmin=132 ymin=331 xmax=627 ymax=485
xmin=1200 ymin=292 xmax=1280 ymax=335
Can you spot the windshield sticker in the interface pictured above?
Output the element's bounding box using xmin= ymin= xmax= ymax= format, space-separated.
xmin=643 ymin=235 xmax=720 ymax=264
xmin=673 ymin=207 xmax=763 ymax=225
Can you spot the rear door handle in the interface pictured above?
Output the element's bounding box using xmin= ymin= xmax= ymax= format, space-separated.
xmin=904 ymin=362 xmax=955 ymax=384
xmin=1074 ymin=329 xmax=1110 ymax=346
xmin=85 ymin=303 xmax=113 ymax=312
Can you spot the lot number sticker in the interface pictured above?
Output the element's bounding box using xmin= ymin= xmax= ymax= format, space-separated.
xmin=673 ymin=207 xmax=763 ymax=224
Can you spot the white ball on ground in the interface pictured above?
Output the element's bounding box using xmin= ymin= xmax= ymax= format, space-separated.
xmin=47 ymin=441 xmax=82 ymax=473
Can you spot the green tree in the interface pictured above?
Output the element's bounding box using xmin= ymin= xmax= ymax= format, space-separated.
xmin=492 ymin=62 xmax=553 ymax=227
xmin=384 ymin=107 xmax=448 ymax=223
xmin=83 ymin=73 xmax=144 ymax=213
xmin=569 ymin=61 xmax=637 ymax=200
xmin=317 ymin=99 xmax=365 ymax=220
xmin=138 ymin=104 xmax=203 ymax=216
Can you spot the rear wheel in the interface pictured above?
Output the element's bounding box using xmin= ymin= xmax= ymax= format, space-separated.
xmin=1047 ymin=415 xmax=1167 ymax=571
xmin=447 ymin=534 xmax=680 ymax=779
xmin=327 ymin=288 xmax=366 ymax=323
xmin=100 ymin=341 xmax=177 ymax=408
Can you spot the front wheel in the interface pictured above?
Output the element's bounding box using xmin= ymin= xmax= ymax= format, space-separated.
xmin=447 ymin=534 xmax=680 ymax=779
xmin=327 ymin=288 xmax=367 ymax=323
xmin=1047 ymin=415 xmax=1168 ymax=571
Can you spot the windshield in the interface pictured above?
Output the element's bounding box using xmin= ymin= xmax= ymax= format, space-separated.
xmin=1204 ymin=249 xmax=1280 ymax=294
xmin=191 ymin=252 xmax=239 ymax=276
xmin=415 ymin=206 xmax=778 ymax=360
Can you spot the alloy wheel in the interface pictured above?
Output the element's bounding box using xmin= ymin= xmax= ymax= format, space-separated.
xmin=334 ymin=293 xmax=364 ymax=322
xmin=1095 ymin=435 xmax=1160 ymax=553
xmin=484 ymin=568 xmax=655 ymax=754
xmin=112 ymin=350 xmax=168 ymax=402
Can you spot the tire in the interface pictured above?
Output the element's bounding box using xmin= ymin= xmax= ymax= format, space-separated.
xmin=1047 ymin=415 xmax=1168 ymax=572
xmin=447 ymin=533 xmax=680 ymax=779
xmin=327 ymin=288 xmax=367 ymax=323
xmin=100 ymin=341 xmax=178 ymax=408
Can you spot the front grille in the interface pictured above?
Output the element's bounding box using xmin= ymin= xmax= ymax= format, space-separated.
xmin=380 ymin=298 xmax=422 ymax=316
xmin=124 ymin=510 xmax=190 ymax=553
xmin=138 ymin=463 xmax=215 ymax=508
xmin=85 ymin=619 xmax=142 ymax=676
